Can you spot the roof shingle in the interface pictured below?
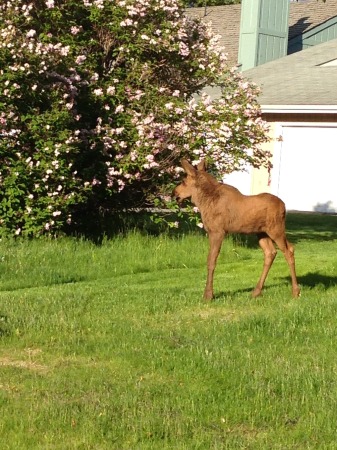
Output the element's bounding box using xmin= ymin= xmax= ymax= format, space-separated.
xmin=243 ymin=38 xmax=337 ymax=106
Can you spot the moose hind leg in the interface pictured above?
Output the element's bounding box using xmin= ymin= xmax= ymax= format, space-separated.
xmin=252 ymin=233 xmax=277 ymax=298
xmin=273 ymin=236 xmax=300 ymax=298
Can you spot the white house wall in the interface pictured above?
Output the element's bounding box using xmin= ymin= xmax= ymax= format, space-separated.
xmin=222 ymin=165 xmax=252 ymax=195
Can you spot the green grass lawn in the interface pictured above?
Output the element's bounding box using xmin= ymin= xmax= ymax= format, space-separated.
xmin=1 ymin=213 xmax=337 ymax=449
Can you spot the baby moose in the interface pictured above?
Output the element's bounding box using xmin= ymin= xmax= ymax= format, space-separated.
xmin=173 ymin=159 xmax=300 ymax=300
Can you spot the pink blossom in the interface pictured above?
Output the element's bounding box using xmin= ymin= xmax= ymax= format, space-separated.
xmin=117 ymin=180 xmax=125 ymax=191
xmin=26 ymin=30 xmax=36 ymax=38
xmin=130 ymin=151 xmax=138 ymax=161
xmin=143 ymin=115 xmax=154 ymax=125
xmin=75 ymin=55 xmax=86 ymax=64
xmin=93 ymin=88 xmax=103 ymax=96
xmin=60 ymin=46 xmax=70 ymax=56
xmin=107 ymin=86 xmax=115 ymax=95
xmin=93 ymin=0 xmax=104 ymax=8
xmin=115 ymin=105 xmax=124 ymax=113
xmin=179 ymin=42 xmax=189 ymax=57
xmin=91 ymin=73 xmax=99 ymax=81
xmin=71 ymin=26 xmax=81 ymax=35
xmin=130 ymin=89 xmax=144 ymax=101
xmin=120 ymin=19 xmax=133 ymax=27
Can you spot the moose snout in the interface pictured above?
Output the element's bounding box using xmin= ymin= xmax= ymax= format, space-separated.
xmin=172 ymin=188 xmax=179 ymax=201
xmin=172 ymin=187 xmax=182 ymax=204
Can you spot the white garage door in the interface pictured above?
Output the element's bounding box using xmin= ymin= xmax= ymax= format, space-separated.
xmin=272 ymin=124 xmax=337 ymax=213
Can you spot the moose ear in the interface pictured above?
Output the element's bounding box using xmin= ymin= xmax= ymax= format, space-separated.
xmin=197 ymin=159 xmax=207 ymax=171
xmin=181 ymin=159 xmax=197 ymax=176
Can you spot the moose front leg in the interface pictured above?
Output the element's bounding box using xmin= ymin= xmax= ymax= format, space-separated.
xmin=204 ymin=231 xmax=225 ymax=301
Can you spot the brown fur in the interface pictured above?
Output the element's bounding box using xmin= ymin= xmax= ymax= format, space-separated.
xmin=173 ymin=159 xmax=300 ymax=300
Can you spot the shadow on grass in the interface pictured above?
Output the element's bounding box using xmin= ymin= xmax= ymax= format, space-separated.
xmin=214 ymin=287 xmax=253 ymax=299
xmin=296 ymin=272 xmax=337 ymax=290
xmin=68 ymin=209 xmax=204 ymax=243
xmin=218 ymin=213 xmax=337 ymax=249
xmin=285 ymin=213 xmax=337 ymax=244
xmin=234 ymin=213 xmax=337 ymax=248
xmin=214 ymin=283 xmax=283 ymax=299
xmin=214 ymin=271 xmax=337 ymax=299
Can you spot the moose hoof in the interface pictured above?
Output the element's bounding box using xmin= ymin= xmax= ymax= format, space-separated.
xmin=203 ymin=292 xmax=214 ymax=302
xmin=251 ymin=288 xmax=262 ymax=298
xmin=292 ymin=286 xmax=301 ymax=298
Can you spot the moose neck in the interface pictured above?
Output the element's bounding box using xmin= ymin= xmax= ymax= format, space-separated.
xmin=192 ymin=173 xmax=220 ymax=210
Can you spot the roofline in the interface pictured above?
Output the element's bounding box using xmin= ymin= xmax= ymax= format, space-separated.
xmin=261 ymin=105 xmax=337 ymax=114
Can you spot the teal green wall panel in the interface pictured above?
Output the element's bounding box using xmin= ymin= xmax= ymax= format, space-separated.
xmin=239 ymin=0 xmax=289 ymax=70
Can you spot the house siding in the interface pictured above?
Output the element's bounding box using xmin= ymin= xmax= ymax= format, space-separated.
xmin=238 ymin=0 xmax=289 ymax=70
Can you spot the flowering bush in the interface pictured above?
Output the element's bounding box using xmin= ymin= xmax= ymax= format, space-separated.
xmin=0 ymin=0 xmax=270 ymax=237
